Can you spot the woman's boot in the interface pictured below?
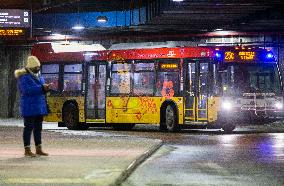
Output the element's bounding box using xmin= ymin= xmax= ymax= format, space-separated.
xmin=24 ymin=146 xmax=36 ymax=157
xmin=36 ymin=145 xmax=49 ymax=156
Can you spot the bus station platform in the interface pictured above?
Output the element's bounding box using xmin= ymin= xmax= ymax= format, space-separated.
xmin=0 ymin=119 xmax=162 ymax=186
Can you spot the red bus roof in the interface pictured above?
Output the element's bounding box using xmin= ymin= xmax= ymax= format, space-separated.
xmin=31 ymin=43 xmax=107 ymax=63
xmin=108 ymin=47 xmax=214 ymax=61
xmin=32 ymin=43 xmax=215 ymax=63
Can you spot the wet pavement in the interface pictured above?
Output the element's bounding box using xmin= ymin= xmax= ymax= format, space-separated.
xmin=0 ymin=118 xmax=284 ymax=185
xmin=0 ymin=120 xmax=162 ymax=186
xmin=124 ymin=133 xmax=284 ymax=186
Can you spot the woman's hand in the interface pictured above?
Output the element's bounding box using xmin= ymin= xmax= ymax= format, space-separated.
xmin=43 ymin=83 xmax=52 ymax=92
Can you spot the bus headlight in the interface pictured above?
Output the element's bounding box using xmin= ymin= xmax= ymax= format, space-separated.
xmin=275 ymin=102 xmax=283 ymax=109
xmin=222 ymin=100 xmax=233 ymax=110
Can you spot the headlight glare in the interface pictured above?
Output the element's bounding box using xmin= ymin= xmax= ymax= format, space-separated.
xmin=275 ymin=102 xmax=283 ymax=109
xmin=222 ymin=100 xmax=233 ymax=110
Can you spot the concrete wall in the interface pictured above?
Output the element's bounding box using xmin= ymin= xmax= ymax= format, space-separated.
xmin=0 ymin=45 xmax=31 ymax=118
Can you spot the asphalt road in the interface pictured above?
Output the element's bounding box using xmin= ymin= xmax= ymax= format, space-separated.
xmin=119 ymin=127 xmax=284 ymax=186
xmin=43 ymin=123 xmax=284 ymax=186
xmin=1 ymin=119 xmax=284 ymax=185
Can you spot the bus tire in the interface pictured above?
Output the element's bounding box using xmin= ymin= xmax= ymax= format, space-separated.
xmin=222 ymin=124 xmax=236 ymax=133
xmin=63 ymin=103 xmax=80 ymax=130
xmin=58 ymin=122 xmax=65 ymax=127
xmin=162 ymin=105 xmax=180 ymax=132
xmin=159 ymin=123 xmax=167 ymax=131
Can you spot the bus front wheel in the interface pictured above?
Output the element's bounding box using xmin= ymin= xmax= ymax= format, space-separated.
xmin=63 ymin=103 xmax=80 ymax=130
xmin=222 ymin=124 xmax=236 ymax=133
xmin=161 ymin=105 xmax=180 ymax=132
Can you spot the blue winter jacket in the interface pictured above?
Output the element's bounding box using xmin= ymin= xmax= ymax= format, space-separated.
xmin=15 ymin=68 xmax=48 ymax=117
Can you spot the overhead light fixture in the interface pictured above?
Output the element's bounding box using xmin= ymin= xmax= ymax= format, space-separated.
xmin=51 ymin=33 xmax=65 ymax=40
xmin=72 ymin=24 xmax=85 ymax=30
xmin=213 ymin=30 xmax=238 ymax=36
xmin=72 ymin=1 xmax=85 ymax=31
xmin=51 ymin=33 xmax=62 ymax=36
xmin=96 ymin=16 xmax=108 ymax=23
xmin=172 ymin=0 xmax=184 ymax=2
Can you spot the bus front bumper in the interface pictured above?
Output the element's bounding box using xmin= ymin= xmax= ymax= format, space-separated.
xmin=218 ymin=109 xmax=284 ymax=125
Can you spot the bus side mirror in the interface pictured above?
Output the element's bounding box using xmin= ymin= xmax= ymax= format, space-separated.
xmin=82 ymin=83 xmax=86 ymax=95
xmin=106 ymin=79 xmax=110 ymax=91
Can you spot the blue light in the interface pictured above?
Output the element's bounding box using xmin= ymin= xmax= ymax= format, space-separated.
xmin=266 ymin=53 xmax=274 ymax=59
xmin=215 ymin=52 xmax=221 ymax=58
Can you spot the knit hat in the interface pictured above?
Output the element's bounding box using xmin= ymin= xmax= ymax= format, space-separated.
xmin=26 ymin=56 xmax=41 ymax=68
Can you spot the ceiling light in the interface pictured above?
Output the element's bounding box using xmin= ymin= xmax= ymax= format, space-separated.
xmin=172 ymin=0 xmax=184 ymax=2
xmin=72 ymin=24 xmax=85 ymax=30
xmin=51 ymin=33 xmax=62 ymax=36
xmin=96 ymin=16 xmax=108 ymax=23
xmin=212 ymin=30 xmax=238 ymax=36
xmin=51 ymin=33 xmax=65 ymax=40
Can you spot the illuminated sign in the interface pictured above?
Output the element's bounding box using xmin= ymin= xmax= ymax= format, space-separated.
xmin=224 ymin=51 xmax=256 ymax=62
xmin=0 ymin=28 xmax=24 ymax=36
xmin=225 ymin=51 xmax=235 ymax=61
xmin=161 ymin=64 xmax=178 ymax=69
xmin=0 ymin=9 xmax=30 ymax=28
xmin=239 ymin=51 xmax=255 ymax=60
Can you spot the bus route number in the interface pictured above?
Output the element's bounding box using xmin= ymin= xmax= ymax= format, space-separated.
xmin=225 ymin=51 xmax=235 ymax=61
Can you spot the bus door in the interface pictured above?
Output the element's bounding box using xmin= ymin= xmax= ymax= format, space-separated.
xmin=184 ymin=60 xmax=209 ymax=122
xmin=86 ymin=63 xmax=107 ymax=120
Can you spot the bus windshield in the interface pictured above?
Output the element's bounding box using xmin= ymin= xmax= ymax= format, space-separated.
xmin=218 ymin=63 xmax=282 ymax=96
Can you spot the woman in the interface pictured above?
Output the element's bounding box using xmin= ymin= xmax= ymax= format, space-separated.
xmin=15 ymin=55 xmax=50 ymax=157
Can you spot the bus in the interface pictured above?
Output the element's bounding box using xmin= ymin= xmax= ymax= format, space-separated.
xmin=213 ymin=46 xmax=283 ymax=128
xmin=31 ymin=42 xmax=283 ymax=132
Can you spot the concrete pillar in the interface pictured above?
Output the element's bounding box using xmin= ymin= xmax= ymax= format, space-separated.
xmin=0 ymin=45 xmax=31 ymax=118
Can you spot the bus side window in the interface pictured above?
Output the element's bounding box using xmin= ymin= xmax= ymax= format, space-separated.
xmin=133 ymin=62 xmax=155 ymax=96
xmin=41 ymin=64 xmax=60 ymax=93
xmin=63 ymin=64 xmax=82 ymax=92
xmin=110 ymin=63 xmax=131 ymax=94
xmin=155 ymin=72 xmax=180 ymax=98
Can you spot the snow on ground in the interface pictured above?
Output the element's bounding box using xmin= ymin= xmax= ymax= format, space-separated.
xmin=0 ymin=118 xmax=59 ymax=129
xmin=0 ymin=118 xmax=130 ymax=138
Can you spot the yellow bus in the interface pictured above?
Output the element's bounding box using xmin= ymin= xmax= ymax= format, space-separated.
xmin=32 ymin=43 xmax=283 ymax=132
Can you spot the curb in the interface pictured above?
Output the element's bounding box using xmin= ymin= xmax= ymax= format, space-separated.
xmin=111 ymin=140 xmax=163 ymax=186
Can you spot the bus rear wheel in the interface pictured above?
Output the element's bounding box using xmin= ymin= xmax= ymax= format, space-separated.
xmin=63 ymin=103 xmax=80 ymax=130
xmin=161 ymin=105 xmax=180 ymax=132
xmin=222 ymin=124 xmax=236 ymax=133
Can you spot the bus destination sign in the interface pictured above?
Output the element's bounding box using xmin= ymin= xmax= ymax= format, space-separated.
xmin=161 ymin=63 xmax=178 ymax=69
xmin=224 ymin=51 xmax=256 ymax=62
xmin=0 ymin=9 xmax=30 ymax=28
